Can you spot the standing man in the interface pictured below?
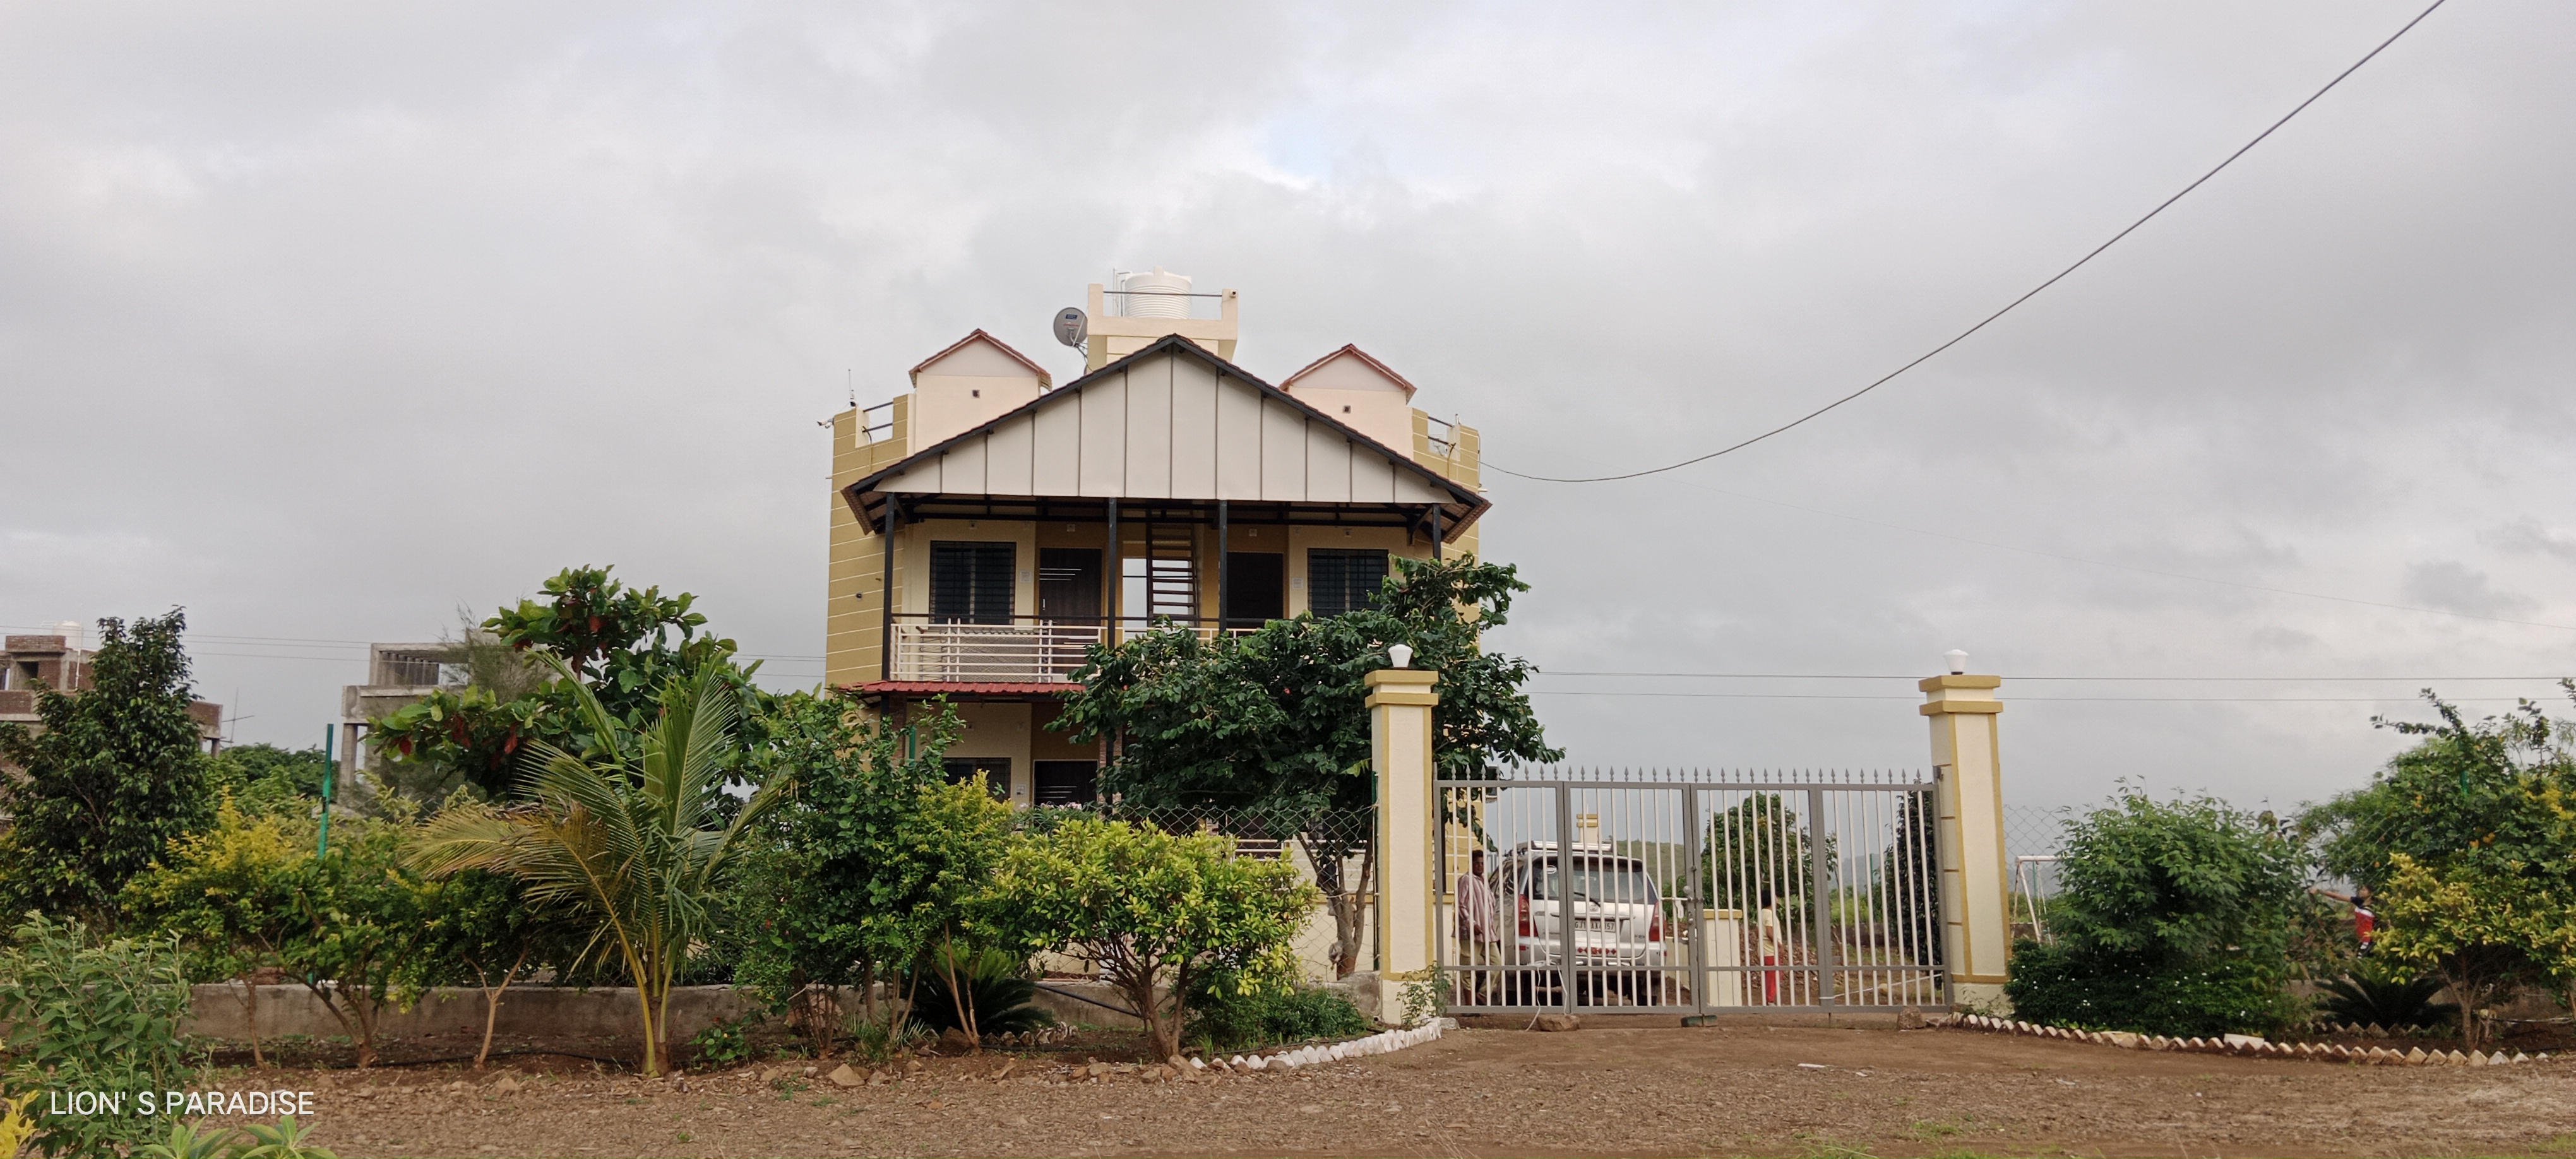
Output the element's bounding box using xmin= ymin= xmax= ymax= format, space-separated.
xmin=1457 ymin=849 xmax=1496 ymax=1001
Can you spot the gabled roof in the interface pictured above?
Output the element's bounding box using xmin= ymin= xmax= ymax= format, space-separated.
xmin=846 ymin=333 xmax=1486 ymax=539
xmin=1281 ymin=343 xmax=1417 ymax=396
xmin=909 ymin=328 xmax=1054 ymax=389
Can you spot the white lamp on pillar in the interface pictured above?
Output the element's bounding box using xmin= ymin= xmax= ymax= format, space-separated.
xmin=1388 ymin=643 xmax=1414 ymax=669
xmin=1945 ymin=648 xmax=1968 ymax=675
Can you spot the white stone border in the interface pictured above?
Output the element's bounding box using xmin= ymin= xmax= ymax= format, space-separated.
xmin=1205 ymin=1021 xmax=1445 ymax=1073
xmin=1947 ymin=1013 xmax=2549 ymax=1067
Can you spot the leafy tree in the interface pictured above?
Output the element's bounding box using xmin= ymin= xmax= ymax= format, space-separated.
xmin=2305 ymin=689 xmax=2576 ymax=1049
xmin=129 ymin=801 xmax=426 ymax=1067
xmin=2005 ymin=789 xmax=2306 ymax=1037
xmin=1055 ymin=556 xmax=1559 ymax=975
xmin=1880 ymin=790 xmax=1942 ymax=968
xmin=370 ymin=567 xmax=765 ymax=799
xmin=974 ymin=816 xmax=1319 ymax=1062
xmin=203 ymin=744 xmax=331 ymax=817
xmin=0 ymin=915 xmax=198 ymax=1157
xmin=401 ymin=868 xmax=573 ymax=1069
xmin=728 ymin=693 xmax=951 ymax=1044
xmin=408 ymin=658 xmax=787 ymax=1076
xmin=2375 ymin=855 xmax=2576 ymax=1050
xmin=275 ymin=816 xmax=424 ymax=1068
xmin=122 ymin=800 xmax=307 ymax=1066
xmin=1705 ymin=793 xmax=1831 ymax=910
xmin=0 ymin=611 xmax=213 ymax=923
xmin=730 ymin=694 xmax=1018 ymax=1052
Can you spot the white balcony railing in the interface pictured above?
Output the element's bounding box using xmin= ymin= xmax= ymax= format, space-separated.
xmin=888 ymin=617 xmax=1255 ymax=684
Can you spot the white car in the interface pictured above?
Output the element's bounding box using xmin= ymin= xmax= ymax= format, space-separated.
xmin=1492 ymin=841 xmax=1667 ymax=969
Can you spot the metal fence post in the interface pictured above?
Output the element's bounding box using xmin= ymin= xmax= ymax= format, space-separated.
xmin=1556 ymin=783 xmax=1576 ymax=1012
xmin=1683 ymin=785 xmax=1705 ymax=1016
xmin=1807 ymin=787 xmax=1834 ymax=1009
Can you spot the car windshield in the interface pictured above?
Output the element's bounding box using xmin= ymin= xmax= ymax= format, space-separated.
xmin=1527 ymin=859 xmax=1655 ymax=904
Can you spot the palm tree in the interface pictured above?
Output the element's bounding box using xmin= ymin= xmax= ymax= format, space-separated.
xmin=408 ymin=655 xmax=785 ymax=1076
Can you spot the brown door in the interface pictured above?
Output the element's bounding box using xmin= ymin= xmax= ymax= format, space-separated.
xmin=1225 ymin=552 xmax=1285 ymax=626
xmin=1039 ymin=549 xmax=1102 ymax=621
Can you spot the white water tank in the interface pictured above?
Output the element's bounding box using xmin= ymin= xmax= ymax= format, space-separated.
xmin=1116 ymin=266 xmax=1192 ymax=319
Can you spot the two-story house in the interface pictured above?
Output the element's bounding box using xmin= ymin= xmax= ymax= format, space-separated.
xmin=823 ymin=275 xmax=1488 ymax=807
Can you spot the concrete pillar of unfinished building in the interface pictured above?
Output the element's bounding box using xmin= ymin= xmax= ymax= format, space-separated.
xmin=1923 ymin=651 xmax=2012 ymax=1011
xmin=1366 ymin=662 xmax=1440 ymax=1025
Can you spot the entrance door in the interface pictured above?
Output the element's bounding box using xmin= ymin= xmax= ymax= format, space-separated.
xmin=1039 ymin=549 xmax=1101 ymax=620
xmin=1224 ymin=552 xmax=1285 ymax=627
xmin=1032 ymin=760 xmax=1098 ymax=806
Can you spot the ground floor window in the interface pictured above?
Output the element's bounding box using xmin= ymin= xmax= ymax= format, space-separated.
xmin=1032 ymin=759 xmax=1098 ymax=807
xmin=942 ymin=756 xmax=1011 ymax=801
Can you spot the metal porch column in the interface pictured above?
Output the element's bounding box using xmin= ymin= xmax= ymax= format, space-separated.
xmin=879 ymin=499 xmax=897 ymax=681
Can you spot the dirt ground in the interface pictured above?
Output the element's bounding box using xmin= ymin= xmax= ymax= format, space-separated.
xmin=193 ymin=1024 xmax=2576 ymax=1158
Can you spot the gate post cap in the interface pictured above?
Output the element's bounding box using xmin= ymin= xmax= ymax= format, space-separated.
xmin=1364 ymin=667 xmax=1439 ymax=688
xmin=1364 ymin=667 xmax=1439 ymax=707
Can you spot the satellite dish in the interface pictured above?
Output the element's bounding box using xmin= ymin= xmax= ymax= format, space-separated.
xmin=1052 ymin=307 xmax=1088 ymax=348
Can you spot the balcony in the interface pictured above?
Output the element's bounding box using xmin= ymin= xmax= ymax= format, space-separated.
xmin=886 ymin=615 xmax=1249 ymax=684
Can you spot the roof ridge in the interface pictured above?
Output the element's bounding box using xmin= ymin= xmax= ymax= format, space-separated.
xmin=1280 ymin=343 xmax=1417 ymax=396
xmin=909 ymin=328 xmax=1054 ymax=388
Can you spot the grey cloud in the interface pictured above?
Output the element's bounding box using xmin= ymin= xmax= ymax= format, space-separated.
xmin=2483 ymin=518 xmax=2576 ymax=562
xmin=2398 ymin=561 xmax=2538 ymax=619
xmin=4 ymin=1 xmax=2574 ymax=812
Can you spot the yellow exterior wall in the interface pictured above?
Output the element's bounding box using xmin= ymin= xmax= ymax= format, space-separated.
xmin=1411 ymin=408 xmax=1481 ymax=562
xmin=825 ymin=398 xmax=912 ymax=689
xmin=944 ymin=701 xmax=1035 ymax=803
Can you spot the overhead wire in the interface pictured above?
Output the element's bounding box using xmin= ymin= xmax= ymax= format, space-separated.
xmin=1486 ymin=0 xmax=2450 ymax=485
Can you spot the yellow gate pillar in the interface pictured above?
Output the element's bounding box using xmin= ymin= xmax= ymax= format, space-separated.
xmin=1921 ymin=650 xmax=2010 ymax=1010
xmin=1367 ymin=658 xmax=1440 ymax=1025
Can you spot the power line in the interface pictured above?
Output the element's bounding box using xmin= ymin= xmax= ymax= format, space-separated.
xmin=1488 ymin=0 xmax=2449 ymax=485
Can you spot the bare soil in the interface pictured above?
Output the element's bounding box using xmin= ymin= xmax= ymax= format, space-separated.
xmin=193 ymin=1024 xmax=2576 ymax=1157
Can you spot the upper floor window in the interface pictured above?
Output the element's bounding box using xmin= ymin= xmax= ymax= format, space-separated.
xmin=931 ymin=541 xmax=1017 ymax=624
xmin=1307 ymin=549 xmax=1388 ymax=617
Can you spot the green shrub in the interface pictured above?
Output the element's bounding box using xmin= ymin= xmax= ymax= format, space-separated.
xmin=0 ymin=914 xmax=199 ymax=1156
xmin=1187 ymin=983 xmax=1370 ymax=1051
xmin=689 ymin=1011 xmax=765 ymax=1067
xmin=137 ymin=1120 xmax=244 ymax=1158
xmin=137 ymin=1116 xmax=335 ymax=1158
xmin=2007 ymin=938 xmax=2302 ymax=1037
xmin=2003 ymin=789 xmax=2305 ymax=1037
xmin=2316 ymin=963 xmax=2455 ymax=1030
xmin=235 ymin=1115 xmax=333 ymax=1158
xmin=905 ymin=943 xmax=1052 ymax=1038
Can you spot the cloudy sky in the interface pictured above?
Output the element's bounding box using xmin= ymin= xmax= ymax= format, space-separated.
xmin=5 ymin=1 xmax=2570 ymax=821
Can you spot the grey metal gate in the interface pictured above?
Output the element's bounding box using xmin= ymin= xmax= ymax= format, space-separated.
xmin=1434 ymin=767 xmax=1945 ymax=1015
